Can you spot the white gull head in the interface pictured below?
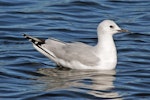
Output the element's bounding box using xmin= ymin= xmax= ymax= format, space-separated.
xmin=97 ymin=20 xmax=128 ymax=35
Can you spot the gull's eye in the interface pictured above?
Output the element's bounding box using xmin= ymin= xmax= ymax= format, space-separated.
xmin=110 ymin=25 xmax=114 ymax=28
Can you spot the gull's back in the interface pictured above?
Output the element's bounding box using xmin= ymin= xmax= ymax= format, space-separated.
xmin=43 ymin=39 xmax=100 ymax=68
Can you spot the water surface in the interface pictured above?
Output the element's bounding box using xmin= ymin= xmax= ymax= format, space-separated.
xmin=0 ymin=0 xmax=150 ymax=100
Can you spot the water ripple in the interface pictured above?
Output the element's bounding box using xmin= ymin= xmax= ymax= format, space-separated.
xmin=0 ymin=0 xmax=150 ymax=99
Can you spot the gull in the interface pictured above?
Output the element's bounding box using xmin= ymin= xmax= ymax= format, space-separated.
xmin=23 ymin=20 xmax=129 ymax=70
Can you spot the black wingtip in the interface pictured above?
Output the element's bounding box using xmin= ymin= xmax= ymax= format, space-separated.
xmin=23 ymin=33 xmax=26 ymax=36
xmin=23 ymin=33 xmax=31 ymax=40
xmin=23 ymin=34 xmax=45 ymax=45
xmin=23 ymin=33 xmax=28 ymax=38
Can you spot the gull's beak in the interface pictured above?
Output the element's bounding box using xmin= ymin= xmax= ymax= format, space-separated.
xmin=118 ymin=29 xmax=131 ymax=33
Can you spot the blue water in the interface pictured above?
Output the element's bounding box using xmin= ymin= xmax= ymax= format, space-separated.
xmin=0 ymin=0 xmax=150 ymax=100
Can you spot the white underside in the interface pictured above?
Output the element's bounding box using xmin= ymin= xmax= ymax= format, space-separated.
xmin=54 ymin=58 xmax=116 ymax=70
xmin=33 ymin=44 xmax=116 ymax=70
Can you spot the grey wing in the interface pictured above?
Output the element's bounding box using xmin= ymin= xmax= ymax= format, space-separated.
xmin=41 ymin=38 xmax=66 ymax=58
xmin=45 ymin=42 xmax=100 ymax=66
xmin=24 ymin=34 xmax=100 ymax=67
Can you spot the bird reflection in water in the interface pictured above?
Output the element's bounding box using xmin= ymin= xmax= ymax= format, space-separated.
xmin=37 ymin=68 xmax=122 ymax=99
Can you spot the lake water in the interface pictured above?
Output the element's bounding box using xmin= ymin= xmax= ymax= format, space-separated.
xmin=0 ymin=0 xmax=150 ymax=100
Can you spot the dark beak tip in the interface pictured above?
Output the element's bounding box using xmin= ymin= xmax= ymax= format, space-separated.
xmin=118 ymin=29 xmax=130 ymax=33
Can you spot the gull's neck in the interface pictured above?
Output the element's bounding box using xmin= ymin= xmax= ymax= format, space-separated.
xmin=95 ymin=30 xmax=117 ymax=70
